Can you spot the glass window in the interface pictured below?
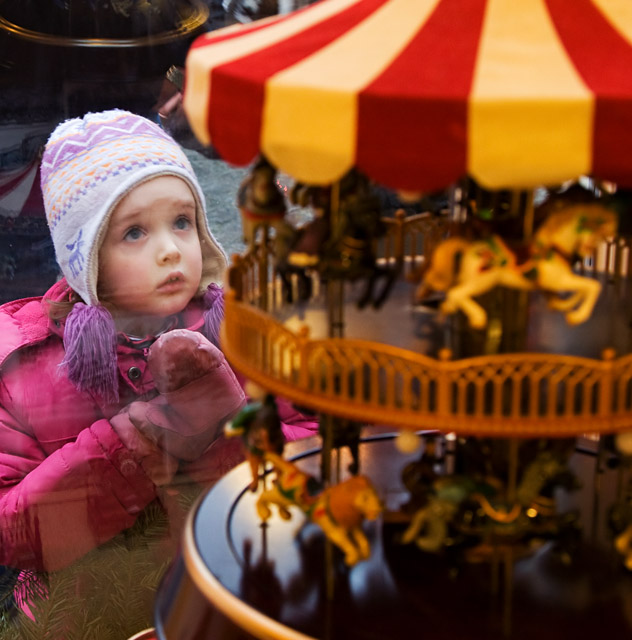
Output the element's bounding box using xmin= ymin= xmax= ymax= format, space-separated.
xmin=0 ymin=2 xmax=266 ymax=637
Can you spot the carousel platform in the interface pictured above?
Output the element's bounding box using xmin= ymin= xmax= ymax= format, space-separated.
xmin=154 ymin=433 xmax=632 ymax=640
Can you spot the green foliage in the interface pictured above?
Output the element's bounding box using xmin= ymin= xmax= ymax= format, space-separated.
xmin=0 ymin=499 xmax=178 ymax=640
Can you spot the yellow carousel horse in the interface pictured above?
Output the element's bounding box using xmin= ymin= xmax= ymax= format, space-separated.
xmin=415 ymin=202 xmax=618 ymax=329
xmin=226 ymin=403 xmax=382 ymax=565
xmin=256 ymin=452 xmax=383 ymax=566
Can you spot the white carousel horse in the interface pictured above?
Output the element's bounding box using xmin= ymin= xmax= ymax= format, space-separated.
xmin=415 ymin=202 xmax=618 ymax=328
xmin=237 ymin=156 xmax=287 ymax=248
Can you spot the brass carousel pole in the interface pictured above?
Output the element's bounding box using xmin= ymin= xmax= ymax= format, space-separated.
xmin=258 ymin=226 xmax=269 ymax=311
xmin=324 ymin=179 xmax=344 ymax=601
xmin=521 ymin=190 xmax=535 ymax=242
xmin=502 ymin=438 xmax=520 ymax=638
xmin=327 ymin=180 xmax=345 ymax=339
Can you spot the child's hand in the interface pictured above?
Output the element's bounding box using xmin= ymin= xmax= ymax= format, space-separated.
xmin=110 ymin=411 xmax=179 ymax=486
xmin=128 ymin=330 xmax=246 ymax=461
xmin=148 ymin=328 xmax=218 ymax=392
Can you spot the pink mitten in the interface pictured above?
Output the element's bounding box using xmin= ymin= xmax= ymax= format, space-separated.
xmin=128 ymin=330 xmax=246 ymax=461
xmin=110 ymin=410 xmax=179 ymax=486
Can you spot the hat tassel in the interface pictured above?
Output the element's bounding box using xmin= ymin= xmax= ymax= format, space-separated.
xmin=62 ymin=303 xmax=119 ymax=403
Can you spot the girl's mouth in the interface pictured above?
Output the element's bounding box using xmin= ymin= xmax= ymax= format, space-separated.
xmin=158 ymin=273 xmax=185 ymax=290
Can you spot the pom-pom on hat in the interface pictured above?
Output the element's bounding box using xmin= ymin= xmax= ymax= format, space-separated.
xmin=41 ymin=109 xmax=227 ymax=305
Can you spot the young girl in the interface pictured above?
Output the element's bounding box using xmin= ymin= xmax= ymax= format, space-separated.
xmin=0 ymin=110 xmax=316 ymax=634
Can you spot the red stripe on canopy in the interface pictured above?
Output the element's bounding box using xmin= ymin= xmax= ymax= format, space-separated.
xmin=356 ymin=0 xmax=487 ymax=193
xmin=208 ymin=0 xmax=392 ymax=166
xmin=546 ymin=0 xmax=632 ymax=186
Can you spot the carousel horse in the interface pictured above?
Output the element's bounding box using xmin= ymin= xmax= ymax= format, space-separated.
xmin=319 ymin=416 xmax=364 ymax=476
xmin=611 ymin=505 xmax=632 ymax=571
xmin=609 ymin=477 xmax=632 ymax=569
xmin=256 ymin=451 xmax=383 ymax=566
xmin=225 ymin=392 xmax=286 ymax=492
xmin=400 ymin=449 xmax=576 ymax=553
xmin=237 ymin=156 xmax=287 ymax=248
xmin=400 ymin=435 xmax=443 ymax=514
xmin=415 ymin=201 xmax=618 ymax=328
xmin=276 ymin=171 xmax=399 ymax=308
xmin=273 ymin=181 xmax=331 ymax=304
xmin=608 ymin=433 xmax=632 ymax=570
xmin=274 ymin=216 xmax=326 ymax=304
xmin=320 ymin=189 xmax=399 ymax=309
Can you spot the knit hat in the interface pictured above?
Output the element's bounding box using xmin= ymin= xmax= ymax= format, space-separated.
xmin=41 ymin=109 xmax=227 ymax=305
xmin=40 ymin=109 xmax=228 ymax=402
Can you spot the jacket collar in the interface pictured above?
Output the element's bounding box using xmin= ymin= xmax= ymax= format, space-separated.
xmin=0 ymin=279 xmax=68 ymax=366
xmin=0 ymin=277 xmax=207 ymax=366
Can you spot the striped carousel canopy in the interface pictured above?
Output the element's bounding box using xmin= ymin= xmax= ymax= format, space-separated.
xmin=184 ymin=0 xmax=632 ymax=193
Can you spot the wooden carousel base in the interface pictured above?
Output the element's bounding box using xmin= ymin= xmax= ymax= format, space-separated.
xmin=154 ymin=435 xmax=632 ymax=640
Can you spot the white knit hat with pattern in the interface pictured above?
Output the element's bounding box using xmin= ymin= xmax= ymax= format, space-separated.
xmin=41 ymin=109 xmax=227 ymax=305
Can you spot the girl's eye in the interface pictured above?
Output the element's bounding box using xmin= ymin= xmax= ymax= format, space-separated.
xmin=174 ymin=215 xmax=194 ymax=231
xmin=123 ymin=227 xmax=143 ymax=242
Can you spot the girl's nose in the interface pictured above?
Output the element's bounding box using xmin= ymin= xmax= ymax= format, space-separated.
xmin=158 ymin=234 xmax=181 ymax=264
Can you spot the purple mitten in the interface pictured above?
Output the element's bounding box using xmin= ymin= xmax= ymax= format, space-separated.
xmin=129 ymin=330 xmax=246 ymax=461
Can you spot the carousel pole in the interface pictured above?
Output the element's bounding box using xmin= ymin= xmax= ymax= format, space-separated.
xmin=498 ymin=191 xmax=535 ymax=636
xmin=324 ymin=179 xmax=344 ymax=600
xmin=322 ymin=412 xmax=336 ymax=601
xmin=493 ymin=189 xmax=534 ymax=355
xmin=322 ymin=178 xmax=344 ymax=490
xmin=258 ymin=226 xmax=269 ymax=311
xmin=521 ymin=190 xmax=535 ymax=242
xmin=327 ymin=180 xmax=345 ymax=339
xmin=502 ymin=437 xmax=520 ymax=637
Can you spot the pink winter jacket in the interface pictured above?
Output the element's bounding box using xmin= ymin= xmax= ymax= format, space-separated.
xmin=0 ymin=279 xmax=317 ymax=573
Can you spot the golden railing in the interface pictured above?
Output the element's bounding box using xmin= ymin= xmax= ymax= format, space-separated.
xmin=580 ymin=234 xmax=632 ymax=280
xmin=222 ymin=211 xmax=632 ymax=437
xmin=222 ymin=291 xmax=632 ymax=437
xmin=377 ymin=210 xmax=450 ymax=277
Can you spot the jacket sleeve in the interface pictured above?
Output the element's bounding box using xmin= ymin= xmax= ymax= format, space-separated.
xmin=275 ymin=395 xmax=320 ymax=442
xmin=0 ymin=407 xmax=160 ymax=572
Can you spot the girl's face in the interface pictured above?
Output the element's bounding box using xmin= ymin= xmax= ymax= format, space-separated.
xmin=98 ymin=176 xmax=203 ymax=335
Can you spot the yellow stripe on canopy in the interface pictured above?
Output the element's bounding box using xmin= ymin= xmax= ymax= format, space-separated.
xmin=594 ymin=0 xmax=632 ymax=45
xmin=185 ymin=0 xmax=364 ymax=145
xmin=469 ymin=0 xmax=593 ymax=188
xmin=262 ymin=0 xmax=441 ymax=184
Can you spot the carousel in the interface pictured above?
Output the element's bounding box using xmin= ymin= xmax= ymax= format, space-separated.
xmin=155 ymin=1 xmax=632 ymax=638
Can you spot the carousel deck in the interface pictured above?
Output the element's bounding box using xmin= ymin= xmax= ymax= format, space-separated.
xmin=155 ymin=434 xmax=632 ymax=640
